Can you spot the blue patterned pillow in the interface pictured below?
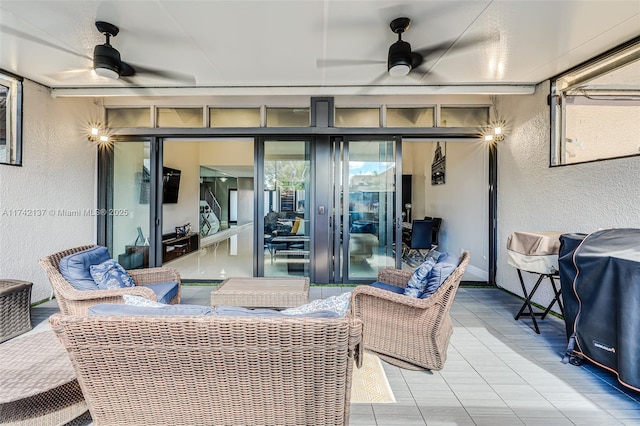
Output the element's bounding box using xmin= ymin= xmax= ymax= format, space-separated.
xmin=420 ymin=253 xmax=459 ymax=299
xmin=281 ymin=291 xmax=352 ymax=317
xmin=90 ymin=259 xmax=135 ymax=289
xmin=404 ymin=257 xmax=437 ymax=297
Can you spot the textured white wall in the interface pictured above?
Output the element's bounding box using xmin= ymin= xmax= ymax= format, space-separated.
xmin=0 ymin=81 xmax=96 ymax=303
xmin=496 ymin=81 xmax=640 ymax=311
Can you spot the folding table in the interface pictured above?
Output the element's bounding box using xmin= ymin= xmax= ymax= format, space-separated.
xmin=507 ymin=231 xmax=565 ymax=333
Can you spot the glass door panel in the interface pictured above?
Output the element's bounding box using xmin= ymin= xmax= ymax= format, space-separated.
xmin=107 ymin=141 xmax=151 ymax=269
xmin=263 ymin=140 xmax=311 ymax=278
xmin=343 ymin=140 xmax=397 ymax=281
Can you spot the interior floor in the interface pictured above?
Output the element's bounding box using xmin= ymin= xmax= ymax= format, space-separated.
xmin=165 ymin=224 xmax=486 ymax=283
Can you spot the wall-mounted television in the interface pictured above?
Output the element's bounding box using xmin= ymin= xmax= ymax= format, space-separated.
xmin=162 ymin=166 xmax=181 ymax=204
xmin=138 ymin=165 xmax=181 ymax=204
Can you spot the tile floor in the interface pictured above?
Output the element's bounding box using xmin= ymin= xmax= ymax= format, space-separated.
xmin=30 ymin=285 xmax=640 ymax=426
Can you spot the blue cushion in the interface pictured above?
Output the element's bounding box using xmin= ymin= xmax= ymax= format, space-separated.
xmin=421 ymin=253 xmax=459 ymax=299
xmin=59 ymin=246 xmax=111 ymax=291
xmin=370 ymin=281 xmax=405 ymax=294
xmin=404 ymin=257 xmax=437 ymax=297
xmin=148 ymin=281 xmax=180 ymax=304
xmin=214 ymin=306 xmax=341 ymax=318
xmin=88 ymin=303 xmax=212 ymax=316
xmin=90 ymin=259 xmax=134 ymax=289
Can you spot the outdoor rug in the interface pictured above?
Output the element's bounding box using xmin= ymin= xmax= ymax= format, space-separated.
xmin=350 ymin=351 xmax=396 ymax=403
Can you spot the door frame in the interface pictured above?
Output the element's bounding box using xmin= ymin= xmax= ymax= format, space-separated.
xmin=100 ymin=121 xmax=494 ymax=284
xmin=331 ymin=135 xmax=404 ymax=284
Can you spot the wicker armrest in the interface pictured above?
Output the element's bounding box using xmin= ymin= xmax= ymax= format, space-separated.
xmin=349 ymin=318 xmax=364 ymax=368
xmin=128 ymin=267 xmax=181 ymax=286
xmin=59 ymin=286 xmax=157 ymax=302
xmin=351 ymin=284 xmax=443 ymax=311
xmin=376 ymin=268 xmax=413 ymax=288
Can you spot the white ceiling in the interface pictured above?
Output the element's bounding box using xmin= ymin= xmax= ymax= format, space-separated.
xmin=1 ymin=1 xmax=639 ymax=97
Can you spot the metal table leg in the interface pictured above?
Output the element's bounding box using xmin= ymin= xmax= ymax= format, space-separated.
xmin=514 ymin=270 xmax=564 ymax=334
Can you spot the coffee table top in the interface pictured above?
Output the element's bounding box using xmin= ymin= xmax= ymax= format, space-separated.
xmin=212 ymin=277 xmax=310 ymax=308
xmin=0 ymin=331 xmax=76 ymax=403
xmin=217 ymin=277 xmax=309 ymax=293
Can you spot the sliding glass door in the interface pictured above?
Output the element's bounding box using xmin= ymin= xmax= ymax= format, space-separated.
xmin=262 ymin=140 xmax=311 ymax=278
xmin=334 ymin=138 xmax=400 ymax=283
xmin=105 ymin=140 xmax=151 ymax=269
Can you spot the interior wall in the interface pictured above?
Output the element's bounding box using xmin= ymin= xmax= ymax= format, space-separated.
xmin=198 ymin=139 xmax=254 ymax=166
xmin=163 ymin=141 xmax=200 ymax=235
xmin=236 ymin=177 xmax=254 ymax=225
xmin=405 ymin=140 xmax=489 ymax=280
xmin=0 ymin=80 xmax=96 ymax=302
xmin=496 ymin=81 xmax=640 ymax=311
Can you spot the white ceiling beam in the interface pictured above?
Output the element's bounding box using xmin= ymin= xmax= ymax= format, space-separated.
xmin=50 ymin=84 xmax=536 ymax=98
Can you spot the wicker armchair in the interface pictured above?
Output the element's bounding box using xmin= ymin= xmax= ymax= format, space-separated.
xmin=50 ymin=313 xmax=363 ymax=426
xmin=350 ymin=251 xmax=470 ymax=370
xmin=39 ymin=245 xmax=180 ymax=315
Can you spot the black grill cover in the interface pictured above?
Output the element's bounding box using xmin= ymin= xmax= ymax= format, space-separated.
xmin=558 ymin=228 xmax=640 ymax=391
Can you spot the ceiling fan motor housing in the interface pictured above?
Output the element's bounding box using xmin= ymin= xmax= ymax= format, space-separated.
xmin=388 ymin=39 xmax=412 ymax=76
xmin=93 ymin=44 xmax=122 ymax=79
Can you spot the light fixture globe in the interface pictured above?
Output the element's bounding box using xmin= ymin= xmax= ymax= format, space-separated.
xmin=93 ymin=44 xmax=121 ymax=79
xmin=388 ymin=39 xmax=412 ymax=76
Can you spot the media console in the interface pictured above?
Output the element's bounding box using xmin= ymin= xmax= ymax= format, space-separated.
xmin=162 ymin=232 xmax=199 ymax=263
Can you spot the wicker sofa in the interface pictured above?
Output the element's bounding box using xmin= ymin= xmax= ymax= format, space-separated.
xmin=39 ymin=245 xmax=180 ymax=315
xmin=50 ymin=313 xmax=363 ymax=426
xmin=350 ymin=251 xmax=470 ymax=370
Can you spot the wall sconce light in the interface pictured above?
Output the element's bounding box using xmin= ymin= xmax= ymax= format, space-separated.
xmin=87 ymin=123 xmax=111 ymax=146
xmin=483 ymin=125 xmax=506 ymax=142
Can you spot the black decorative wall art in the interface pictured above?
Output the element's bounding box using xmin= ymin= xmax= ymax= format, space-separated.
xmin=431 ymin=142 xmax=446 ymax=185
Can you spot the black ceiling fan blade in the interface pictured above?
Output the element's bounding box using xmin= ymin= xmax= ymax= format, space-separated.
xmin=0 ymin=24 xmax=92 ymax=61
xmin=127 ymin=63 xmax=196 ymax=84
xmin=317 ymin=58 xmax=386 ymax=68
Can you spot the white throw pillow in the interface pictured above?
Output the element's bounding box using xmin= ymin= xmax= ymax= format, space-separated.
xmin=123 ymin=294 xmax=166 ymax=307
xmin=281 ymin=291 xmax=351 ymax=317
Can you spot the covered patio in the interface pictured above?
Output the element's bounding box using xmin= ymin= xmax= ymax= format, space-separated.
xmin=21 ymin=285 xmax=640 ymax=426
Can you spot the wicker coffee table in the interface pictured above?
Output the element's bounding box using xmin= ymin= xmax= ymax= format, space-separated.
xmin=0 ymin=280 xmax=32 ymax=343
xmin=0 ymin=330 xmax=88 ymax=425
xmin=211 ymin=277 xmax=310 ymax=309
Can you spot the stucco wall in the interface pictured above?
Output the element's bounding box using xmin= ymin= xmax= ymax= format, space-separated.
xmin=496 ymin=81 xmax=640 ymax=311
xmin=0 ymin=80 xmax=96 ymax=303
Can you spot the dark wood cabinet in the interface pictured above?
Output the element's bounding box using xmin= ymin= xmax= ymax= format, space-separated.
xmin=162 ymin=232 xmax=199 ymax=263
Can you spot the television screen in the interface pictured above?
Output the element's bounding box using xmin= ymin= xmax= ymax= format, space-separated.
xmin=163 ymin=167 xmax=181 ymax=203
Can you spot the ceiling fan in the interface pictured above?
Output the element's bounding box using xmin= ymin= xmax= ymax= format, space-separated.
xmin=92 ymin=21 xmax=134 ymax=80
xmin=0 ymin=20 xmax=194 ymax=85
xmin=386 ymin=17 xmax=421 ymax=77
xmin=318 ymin=16 xmax=486 ymax=82
xmin=90 ymin=21 xmax=194 ymax=84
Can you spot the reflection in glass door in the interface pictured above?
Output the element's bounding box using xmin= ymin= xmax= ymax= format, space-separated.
xmin=107 ymin=141 xmax=151 ymax=269
xmin=263 ymin=140 xmax=311 ymax=278
xmin=336 ymin=139 xmax=397 ymax=282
